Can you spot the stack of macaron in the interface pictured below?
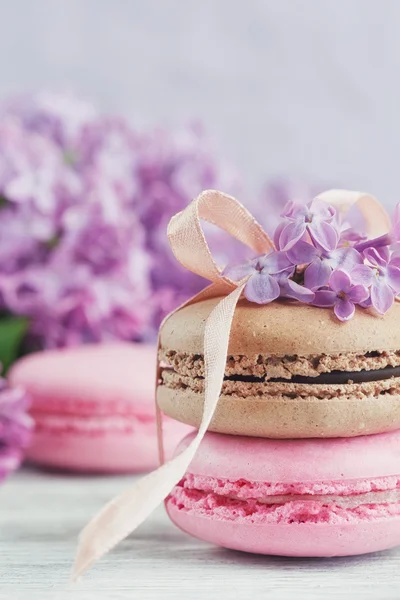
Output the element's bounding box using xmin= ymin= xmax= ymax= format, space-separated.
xmin=157 ymin=298 xmax=400 ymax=556
xmin=9 ymin=343 xmax=191 ymax=473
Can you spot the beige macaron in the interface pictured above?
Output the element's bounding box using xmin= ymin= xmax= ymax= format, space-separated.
xmin=158 ymin=297 xmax=400 ymax=438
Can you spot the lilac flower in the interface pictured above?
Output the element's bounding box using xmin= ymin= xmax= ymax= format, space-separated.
xmin=0 ymin=92 xmax=240 ymax=350
xmin=287 ymin=240 xmax=362 ymax=290
xmin=278 ymin=199 xmax=339 ymax=252
xmin=313 ymin=270 xmax=369 ymax=321
xmin=256 ymin=179 xmax=329 ymax=235
xmin=351 ymin=247 xmax=400 ymax=314
xmin=0 ymin=377 xmax=33 ymax=483
xmin=224 ymin=252 xmax=293 ymax=304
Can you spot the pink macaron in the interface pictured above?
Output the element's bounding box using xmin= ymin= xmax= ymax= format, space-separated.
xmin=9 ymin=343 xmax=191 ymax=473
xmin=167 ymin=430 xmax=400 ymax=557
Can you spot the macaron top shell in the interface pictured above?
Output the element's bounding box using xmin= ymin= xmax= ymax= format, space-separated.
xmin=178 ymin=430 xmax=400 ymax=482
xmin=160 ymin=297 xmax=400 ymax=356
xmin=9 ymin=343 xmax=156 ymax=415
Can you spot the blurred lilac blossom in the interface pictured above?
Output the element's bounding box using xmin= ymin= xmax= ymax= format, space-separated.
xmin=0 ymin=91 xmax=240 ymax=349
xmin=0 ymin=377 xmax=33 ymax=482
xmin=2 ymin=90 xmax=98 ymax=148
xmin=278 ymin=199 xmax=338 ymax=252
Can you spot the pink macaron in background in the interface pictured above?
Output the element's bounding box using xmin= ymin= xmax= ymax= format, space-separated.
xmin=167 ymin=430 xmax=400 ymax=557
xmin=8 ymin=343 xmax=192 ymax=473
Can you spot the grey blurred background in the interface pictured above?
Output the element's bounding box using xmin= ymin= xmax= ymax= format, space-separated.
xmin=0 ymin=0 xmax=399 ymax=206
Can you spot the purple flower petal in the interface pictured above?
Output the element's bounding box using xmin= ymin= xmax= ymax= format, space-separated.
xmin=261 ymin=250 xmax=292 ymax=274
xmin=280 ymin=200 xmax=296 ymax=218
xmin=334 ymin=298 xmax=355 ymax=321
xmin=329 ymin=269 xmax=351 ymax=294
xmin=286 ymin=240 xmax=318 ymax=265
xmin=280 ymin=278 xmax=315 ymax=303
xmin=223 ymin=262 xmax=254 ymax=282
xmin=355 ymin=233 xmax=392 ymax=254
xmin=371 ymin=281 xmax=395 ymax=314
xmin=364 ymin=247 xmax=387 ymax=268
xmin=281 ymin=200 xmax=307 ymax=219
xmin=244 ymin=272 xmax=280 ymax=304
xmin=309 ymin=199 xmax=335 ymax=221
xmin=390 ymin=250 xmax=400 ymax=269
xmin=339 ymin=225 xmax=367 ymax=246
xmin=279 ymin=220 xmax=307 ymax=252
xmin=386 ymin=265 xmax=400 ymax=293
xmin=304 ymin=258 xmax=331 ymax=290
xmin=309 ymin=220 xmax=339 ymax=252
xmin=351 ymin=264 xmax=375 ymax=286
xmin=273 ymin=222 xmax=285 ymax=250
xmin=348 ymin=284 xmax=369 ymax=304
xmin=313 ymin=290 xmax=337 ymax=307
xmin=328 ymin=247 xmax=363 ymax=271
xmin=360 ymin=296 xmax=372 ymax=309
xmin=376 ymin=246 xmax=391 ymax=263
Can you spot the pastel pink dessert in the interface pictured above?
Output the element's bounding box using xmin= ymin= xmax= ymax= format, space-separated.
xmin=167 ymin=430 xmax=400 ymax=557
xmin=9 ymin=343 xmax=191 ymax=473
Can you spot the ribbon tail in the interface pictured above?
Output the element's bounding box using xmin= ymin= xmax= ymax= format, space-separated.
xmin=71 ymin=282 xmax=246 ymax=582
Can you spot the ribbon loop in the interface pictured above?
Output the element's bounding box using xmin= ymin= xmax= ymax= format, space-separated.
xmin=168 ymin=189 xmax=275 ymax=283
xmin=316 ymin=189 xmax=391 ymax=238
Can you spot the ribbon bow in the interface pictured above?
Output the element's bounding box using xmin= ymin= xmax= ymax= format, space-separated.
xmin=71 ymin=189 xmax=390 ymax=580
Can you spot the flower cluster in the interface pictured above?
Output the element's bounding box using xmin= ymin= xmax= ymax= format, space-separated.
xmin=0 ymin=91 xmax=238 ymax=349
xmin=224 ymin=198 xmax=400 ymax=321
xmin=0 ymin=377 xmax=33 ymax=482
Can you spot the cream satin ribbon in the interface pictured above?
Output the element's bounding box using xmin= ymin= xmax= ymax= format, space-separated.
xmin=71 ymin=189 xmax=390 ymax=581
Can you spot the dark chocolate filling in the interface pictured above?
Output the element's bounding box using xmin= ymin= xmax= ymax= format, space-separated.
xmin=224 ymin=366 xmax=400 ymax=385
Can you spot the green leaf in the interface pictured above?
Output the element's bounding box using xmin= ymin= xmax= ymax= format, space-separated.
xmin=0 ymin=196 xmax=9 ymax=209
xmin=63 ymin=149 xmax=78 ymax=166
xmin=45 ymin=234 xmax=61 ymax=250
xmin=0 ymin=316 xmax=29 ymax=374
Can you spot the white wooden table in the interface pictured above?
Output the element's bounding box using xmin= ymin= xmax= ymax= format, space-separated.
xmin=2 ymin=468 xmax=400 ymax=599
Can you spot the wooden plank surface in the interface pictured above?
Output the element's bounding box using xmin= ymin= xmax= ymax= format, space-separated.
xmin=1 ymin=468 xmax=400 ymax=599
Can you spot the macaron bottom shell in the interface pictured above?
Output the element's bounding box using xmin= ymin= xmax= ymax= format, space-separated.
xmin=167 ymin=498 xmax=400 ymax=557
xmin=167 ymin=430 xmax=400 ymax=556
